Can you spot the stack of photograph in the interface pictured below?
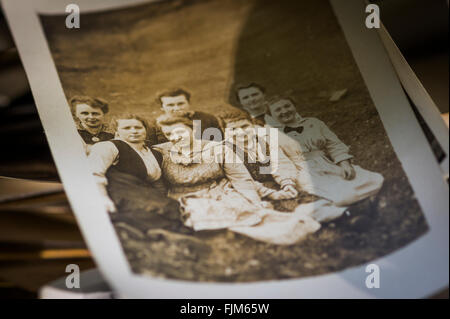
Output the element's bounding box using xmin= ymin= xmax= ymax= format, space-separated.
xmin=0 ymin=9 xmax=93 ymax=299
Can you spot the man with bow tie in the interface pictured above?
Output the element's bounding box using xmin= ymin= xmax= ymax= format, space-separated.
xmin=265 ymin=96 xmax=384 ymax=210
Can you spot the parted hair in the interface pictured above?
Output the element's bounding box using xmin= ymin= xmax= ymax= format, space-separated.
xmin=69 ymin=95 xmax=109 ymax=115
xmin=156 ymin=113 xmax=194 ymax=130
xmin=157 ymin=88 xmax=191 ymax=106
xmin=266 ymin=95 xmax=298 ymax=116
xmin=218 ymin=108 xmax=252 ymax=129
xmin=109 ymin=114 xmax=150 ymax=134
xmin=234 ymin=83 xmax=266 ymax=105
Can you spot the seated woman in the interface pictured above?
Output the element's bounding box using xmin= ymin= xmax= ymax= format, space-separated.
xmin=154 ymin=113 xmax=321 ymax=245
xmin=87 ymin=114 xmax=188 ymax=236
xmin=219 ymin=110 xmax=299 ymax=206
xmin=70 ymin=96 xmax=114 ymax=154
xmin=220 ymin=109 xmax=347 ymax=222
xmin=265 ymin=97 xmax=384 ymax=207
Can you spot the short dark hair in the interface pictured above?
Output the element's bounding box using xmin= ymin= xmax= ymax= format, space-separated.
xmin=156 ymin=113 xmax=194 ymax=130
xmin=266 ymin=95 xmax=297 ymax=116
xmin=69 ymin=95 xmax=109 ymax=115
xmin=158 ymin=88 xmax=191 ymax=105
xmin=110 ymin=114 xmax=149 ymax=134
xmin=218 ymin=108 xmax=252 ymax=129
xmin=235 ymin=83 xmax=266 ymax=104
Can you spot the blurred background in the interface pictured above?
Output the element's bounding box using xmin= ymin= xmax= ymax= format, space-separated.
xmin=0 ymin=0 xmax=448 ymax=298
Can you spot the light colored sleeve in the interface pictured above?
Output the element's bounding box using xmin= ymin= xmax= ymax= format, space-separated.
xmin=258 ymin=128 xmax=297 ymax=187
xmin=87 ymin=141 xmax=119 ymax=186
xmin=253 ymin=181 xmax=276 ymax=198
xmin=269 ymin=146 xmax=297 ymax=187
xmin=317 ymin=119 xmax=353 ymax=164
xmin=222 ymin=144 xmax=262 ymax=205
xmin=276 ymin=129 xmax=304 ymax=169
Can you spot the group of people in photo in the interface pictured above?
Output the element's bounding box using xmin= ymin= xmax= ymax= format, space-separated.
xmin=69 ymin=83 xmax=384 ymax=245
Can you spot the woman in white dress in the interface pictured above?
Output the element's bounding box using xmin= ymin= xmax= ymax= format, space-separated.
xmin=220 ymin=108 xmax=348 ymax=222
xmin=155 ymin=113 xmax=321 ymax=245
xmin=265 ymin=97 xmax=384 ymax=207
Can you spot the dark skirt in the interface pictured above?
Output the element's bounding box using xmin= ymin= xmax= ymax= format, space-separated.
xmin=106 ymin=169 xmax=191 ymax=234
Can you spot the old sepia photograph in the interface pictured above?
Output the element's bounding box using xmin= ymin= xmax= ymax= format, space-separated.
xmin=36 ymin=0 xmax=430 ymax=283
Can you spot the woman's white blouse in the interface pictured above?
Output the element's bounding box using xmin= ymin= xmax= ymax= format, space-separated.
xmin=88 ymin=140 xmax=162 ymax=186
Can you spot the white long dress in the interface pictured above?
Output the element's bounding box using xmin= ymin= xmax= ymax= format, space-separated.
xmin=265 ymin=114 xmax=384 ymax=207
xmin=156 ymin=141 xmax=321 ymax=245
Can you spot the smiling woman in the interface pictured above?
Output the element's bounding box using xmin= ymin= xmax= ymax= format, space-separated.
xmin=86 ymin=114 xmax=190 ymax=240
xmin=69 ymin=95 xmax=114 ymax=151
xmin=154 ymin=113 xmax=321 ymax=245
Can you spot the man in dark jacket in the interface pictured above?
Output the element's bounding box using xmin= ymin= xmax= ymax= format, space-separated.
xmin=153 ymin=88 xmax=223 ymax=143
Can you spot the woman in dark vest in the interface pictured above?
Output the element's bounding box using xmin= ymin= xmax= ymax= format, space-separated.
xmin=88 ymin=114 xmax=188 ymax=235
xmin=219 ymin=109 xmax=308 ymax=212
